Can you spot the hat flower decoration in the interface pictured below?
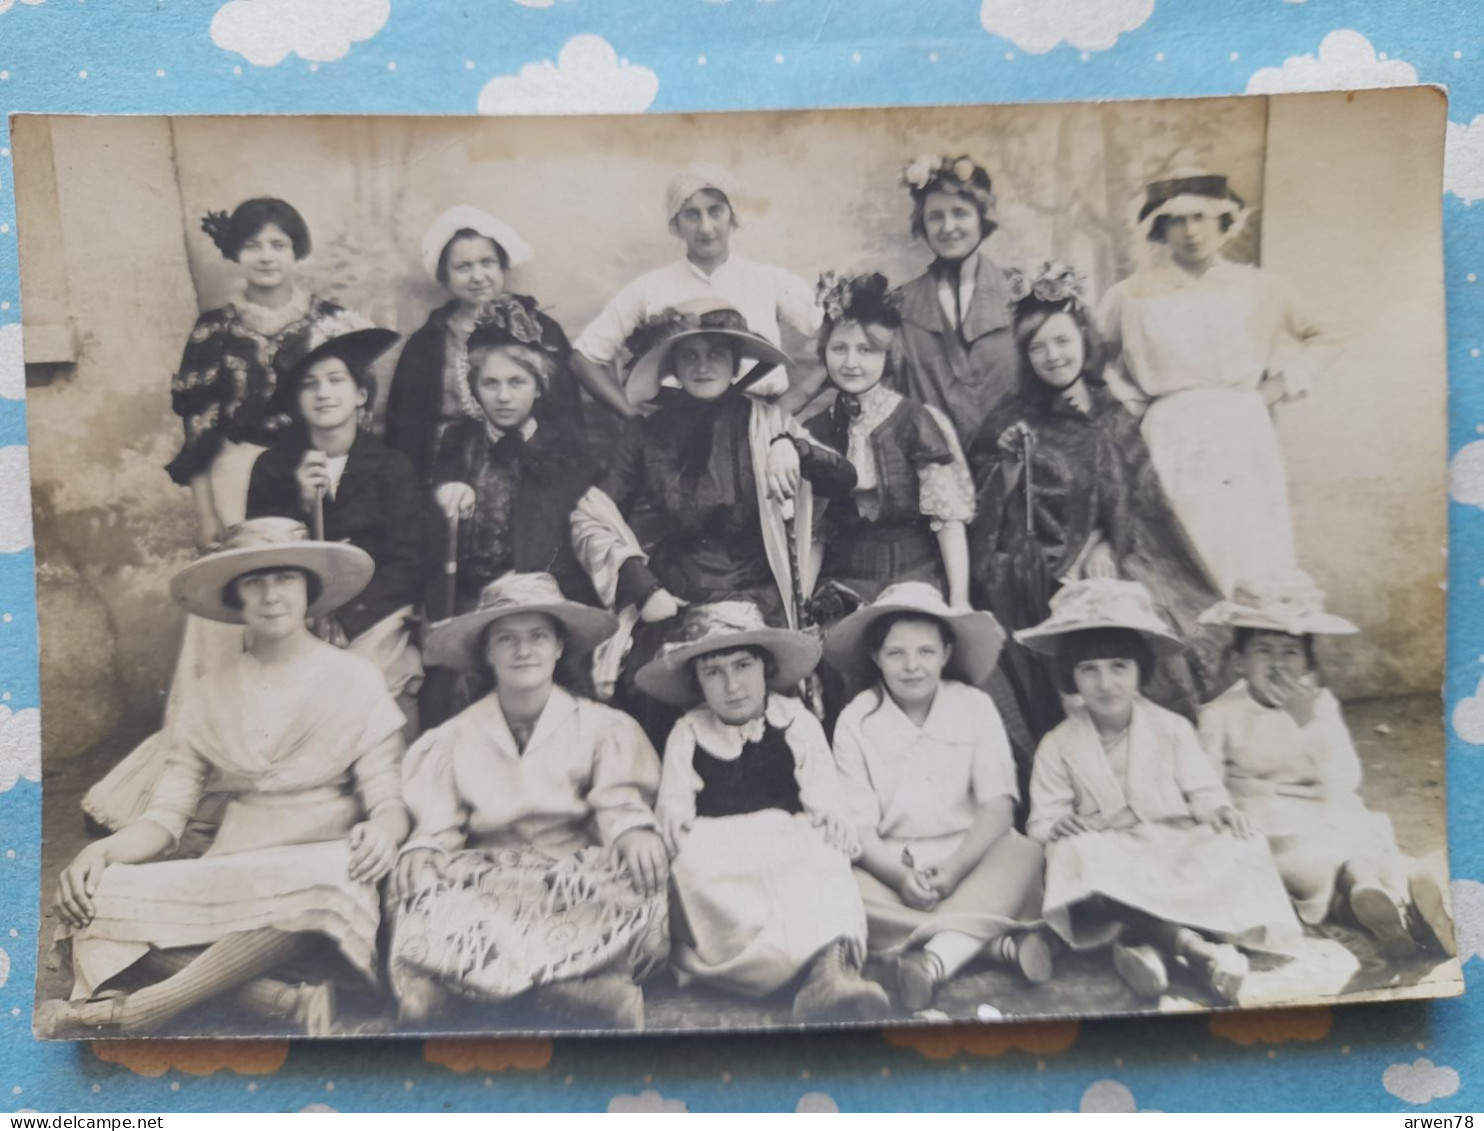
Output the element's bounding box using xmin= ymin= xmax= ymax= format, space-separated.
xmin=1004 ymin=261 xmax=1086 ymax=311
xmin=815 ymin=271 xmax=899 ymax=325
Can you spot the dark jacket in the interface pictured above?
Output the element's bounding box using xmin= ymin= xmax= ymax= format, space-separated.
xmin=804 ymin=393 xmax=955 ymax=527
xmin=246 ymin=431 xmax=425 ymax=640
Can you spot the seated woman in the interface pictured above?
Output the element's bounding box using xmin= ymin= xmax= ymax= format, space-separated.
xmin=1197 ymin=569 xmax=1455 ymax=959
xmin=41 ymin=517 xmax=409 ymax=1037
xmin=636 ymin=601 xmax=889 ymax=1023
xmin=390 ymin=572 xmax=670 ymax=1032
xmin=247 ymin=328 xmax=424 ymax=731
xmin=825 ymin=582 xmax=1050 ymax=1013
xmin=1020 ymin=578 xmax=1299 ymax=1005
xmin=968 ymin=263 xmax=1221 ymax=745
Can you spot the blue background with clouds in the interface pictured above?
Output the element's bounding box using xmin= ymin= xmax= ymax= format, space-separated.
xmin=0 ymin=0 xmax=1480 ymax=1112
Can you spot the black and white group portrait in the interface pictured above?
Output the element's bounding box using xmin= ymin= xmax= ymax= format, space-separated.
xmin=14 ymin=87 xmax=1461 ymax=1039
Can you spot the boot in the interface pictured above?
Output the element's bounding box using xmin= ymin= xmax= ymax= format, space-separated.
xmin=1406 ymin=871 xmax=1457 ymax=958
xmin=794 ymin=938 xmax=891 ymax=1023
xmin=533 ymin=972 xmax=645 ymax=1031
xmin=34 ymin=991 xmax=127 ymax=1039
xmin=986 ymin=930 xmax=1056 ymax=985
xmin=1190 ymin=943 xmax=1248 ymax=1005
xmin=891 ymin=947 xmax=945 ymax=1012
xmin=276 ymin=981 xmax=336 ymax=1037
xmin=1111 ymin=941 xmax=1168 ymax=999
xmin=1349 ymin=883 xmax=1415 ymax=960
xmin=396 ymin=973 xmax=448 ymax=1028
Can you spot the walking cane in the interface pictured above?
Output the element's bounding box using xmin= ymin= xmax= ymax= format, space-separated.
xmin=442 ymin=511 xmax=460 ymax=622
xmin=780 ymin=496 xmax=824 ymax=719
xmin=1020 ymin=426 xmax=1036 ymax=534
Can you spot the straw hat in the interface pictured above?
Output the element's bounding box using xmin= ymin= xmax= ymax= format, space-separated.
xmin=1198 ymin=569 xmax=1358 ymax=637
xmin=624 ymin=297 xmax=791 ymax=406
xmin=170 ymin=516 xmax=374 ymax=625
xmin=423 ymin=571 xmax=619 ymax=672
xmin=634 ymin=601 xmax=821 ymax=707
xmin=1014 ymin=578 xmax=1183 ymax=657
xmin=823 ymin=581 xmax=1006 ymax=685
xmin=421 ymin=204 xmax=535 ymax=280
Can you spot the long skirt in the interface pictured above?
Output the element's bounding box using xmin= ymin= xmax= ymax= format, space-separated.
xmin=390 ymin=845 xmax=669 ymax=1003
xmin=1041 ymin=820 xmax=1300 ymax=949
xmin=669 ymin=810 xmax=866 ymax=997
xmin=1141 ymin=387 xmax=1295 ymax=596
xmin=55 ymin=839 xmax=380 ymax=1000
xmin=854 ymin=829 xmax=1044 ymax=955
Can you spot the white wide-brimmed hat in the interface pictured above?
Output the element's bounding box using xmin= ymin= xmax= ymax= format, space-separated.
xmin=170 ymin=516 xmax=374 ymax=625
xmin=665 ymin=162 xmax=743 ymax=225
xmin=634 ymin=600 xmax=821 ymax=707
xmin=1014 ymin=578 xmax=1184 ymax=657
xmin=823 ymin=581 xmax=1006 ymax=685
xmin=421 ymin=204 xmax=535 ymax=281
xmin=1198 ymin=568 xmax=1358 ymax=637
xmin=424 ymin=571 xmax=618 ymax=672
xmin=624 ymin=297 xmax=791 ymax=406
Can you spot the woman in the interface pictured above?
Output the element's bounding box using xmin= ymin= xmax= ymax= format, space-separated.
xmin=637 ymin=601 xmax=889 ymax=1022
xmin=826 ymin=583 xmax=1049 ymax=1012
xmin=390 ymin=573 xmax=669 ymax=1031
xmin=969 ymin=263 xmax=1222 ymax=741
xmin=1097 ymin=172 xmax=1326 ymax=595
xmin=41 ymin=517 xmax=409 ymax=1037
xmin=891 ymin=155 xmax=1020 ymax=447
xmin=385 ymin=205 xmax=580 ymax=483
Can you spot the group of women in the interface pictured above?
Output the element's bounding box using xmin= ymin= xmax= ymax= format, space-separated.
xmin=40 ymin=154 xmax=1455 ymax=1038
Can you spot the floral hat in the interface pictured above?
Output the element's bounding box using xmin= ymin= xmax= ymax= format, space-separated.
xmin=902 ymin=154 xmax=993 ymax=198
xmin=634 ymin=600 xmax=822 ymax=707
xmin=1014 ymin=578 xmax=1184 ymax=657
xmin=823 ymin=581 xmax=1007 ymax=686
xmin=423 ymin=571 xmax=619 ymax=673
xmin=454 ymin=294 xmax=565 ymax=420
xmin=1198 ymin=568 xmax=1358 ymax=637
xmin=1137 ymin=171 xmax=1247 ymax=239
xmin=816 ymin=271 xmax=902 ymax=331
xmin=1005 ymin=262 xmax=1086 ymax=318
xmin=623 ymin=297 xmax=791 ymax=406
xmin=421 ymin=204 xmax=535 ymax=280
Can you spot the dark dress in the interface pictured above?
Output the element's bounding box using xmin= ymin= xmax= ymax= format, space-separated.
xmin=967 ymin=380 xmax=1223 ymax=742
xmin=245 ymin=430 xmax=424 ymax=642
xmin=385 ymin=298 xmax=582 ymax=485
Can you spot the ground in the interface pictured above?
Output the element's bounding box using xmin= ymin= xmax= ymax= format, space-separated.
xmin=35 ymin=694 xmax=1461 ymax=1038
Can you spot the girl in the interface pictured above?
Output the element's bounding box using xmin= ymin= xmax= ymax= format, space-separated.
xmin=1197 ymin=569 xmax=1455 ymax=959
xmin=636 ymin=601 xmax=890 ymax=1023
xmin=386 ymin=206 xmax=582 ymax=484
xmin=391 ymin=573 xmax=670 ymax=1031
xmin=41 ymin=518 xmax=409 ymax=1037
xmin=1020 ymin=578 xmax=1299 ymax=1004
xmin=826 ymin=582 xmax=1050 ymax=1012
xmin=969 ymin=263 xmax=1222 ymax=741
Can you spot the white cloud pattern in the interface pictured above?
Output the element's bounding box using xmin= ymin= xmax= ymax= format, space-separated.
xmin=210 ymin=0 xmax=390 ymax=67
xmin=1080 ymin=1081 xmax=1138 ymax=1113
xmin=0 ymin=946 xmax=9 ymax=990
xmin=1450 ymin=675 xmax=1484 ymax=745
xmin=0 ymin=705 xmax=40 ymax=792
xmin=1446 ymin=116 xmax=1484 ymax=205
xmin=607 ymin=1090 xmax=688 ymax=1113
xmin=979 ymin=0 xmax=1153 ymax=54
xmin=1448 ymin=439 xmax=1484 ymax=510
xmin=0 ymin=323 xmax=22 ymax=400
xmin=1453 ymin=879 xmax=1483 ymax=964
xmin=0 ymin=0 xmax=44 ymax=14
xmin=0 ymin=447 xmax=33 ymax=553
xmin=478 ymin=35 xmax=658 ymax=116
xmin=1245 ymin=29 xmax=1418 ymax=93
xmin=1383 ymin=1059 xmax=1461 ymax=1105
xmin=796 ymin=1093 xmax=839 ymax=1113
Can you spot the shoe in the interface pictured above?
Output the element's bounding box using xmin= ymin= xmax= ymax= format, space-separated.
xmin=1407 ymin=871 xmax=1457 ymax=958
xmin=1350 ymin=883 xmax=1416 ymax=960
xmin=395 ymin=974 xmax=448 ymax=1028
xmin=1194 ymin=943 xmax=1249 ymax=1005
xmin=534 ymin=972 xmax=645 ymax=1031
xmin=1111 ymin=942 xmax=1168 ymax=999
xmin=794 ymin=939 xmax=892 ymax=1023
xmin=289 ymin=982 xmax=336 ymax=1037
xmin=890 ymin=947 xmax=946 ymax=1013
xmin=34 ymin=991 xmax=126 ymax=1039
xmin=988 ymin=931 xmax=1056 ymax=985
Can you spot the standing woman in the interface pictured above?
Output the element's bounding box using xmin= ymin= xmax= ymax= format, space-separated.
xmin=385 ymin=205 xmax=580 ymax=484
xmin=892 ymin=155 xmax=1020 ymax=448
xmin=1097 ymin=173 xmax=1325 ymax=595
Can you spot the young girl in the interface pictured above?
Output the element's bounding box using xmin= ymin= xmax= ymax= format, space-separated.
xmin=1197 ymin=569 xmax=1455 ymax=959
xmin=636 ymin=601 xmax=890 ymax=1023
xmin=826 ymin=582 xmax=1049 ymax=1012
xmin=1020 ymin=578 xmax=1298 ymax=1004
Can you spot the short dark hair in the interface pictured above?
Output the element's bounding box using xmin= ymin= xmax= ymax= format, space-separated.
xmin=478 ymin=613 xmax=572 ymax=688
xmin=435 ymin=228 xmax=512 ymax=287
xmin=1232 ymin=627 xmax=1318 ymax=670
xmin=687 ymin=644 xmax=777 ymax=698
xmin=1051 ymin=627 xmax=1155 ymax=695
xmin=293 ymin=353 xmax=377 ymax=417
xmin=221 ymin=198 xmax=311 ymax=261
xmin=863 ymin=611 xmax=953 ymax=662
xmin=1147 ymin=211 xmax=1237 ymax=245
xmin=1010 ymin=301 xmax=1109 ymax=411
xmin=222 ymin=566 xmax=322 ymax=612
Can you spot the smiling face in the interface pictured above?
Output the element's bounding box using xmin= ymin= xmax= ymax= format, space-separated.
xmin=233 ymin=568 xmax=311 ymax=642
xmin=874 ymin=618 xmax=952 ymax=715
xmin=921 ymin=189 xmax=984 ymax=263
xmin=297 ymin=356 xmax=366 ymax=433
xmin=671 ymin=333 xmax=740 ymax=402
xmin=1072 ymin=656 xmax=1141 ymax=730
xmin=673 ymin=189 xmax=734 ymax=267
xmin=694 ymin=646 xmax=769 ymax=726
xmin=1236 ymin=629 xmax=1312 ymax=709
xmin=483 ymin=611 xmax=564 ymax=694
xmin=236 ymin=222 xmax=298 ymax=292
xmin=443 ymin=234 xmax=506 ymax=311
xmin=1162 ymin=210 xmax=1225 ymax=270
xmin=473 ymin=349 xmax=542 ymax=432
xmin=1025 ymin=311 xmax=1086 ymax=390
xmin=824 ymin=320 xmax=891 ymax=397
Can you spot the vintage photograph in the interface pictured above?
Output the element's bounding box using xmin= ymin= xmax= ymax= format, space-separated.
xmin=14 ymin=86 xmax=1461 ymax=1040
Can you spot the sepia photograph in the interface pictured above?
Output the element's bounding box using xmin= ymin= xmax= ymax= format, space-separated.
xmin=12 ymin=85 xmax=1462 ymax=1040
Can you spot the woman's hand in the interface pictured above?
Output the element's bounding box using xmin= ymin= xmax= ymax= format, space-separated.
xmin=393 ymin=847 xmax=445 ymax=898
xmin=434 ymin=482 xmax=477 ymax=522
xmin=348 ymin=820 xmax=400 ymax=884
xmin=1083 ymin=541 xmax=1119 ymax=580
xmin=1048 ymin=814 xmax=1094 ymax=842
xmin=899 ymin=868 xmax=941 ymax=912
xmin=1268 ymin=668 xmax=1320 ymax=728
xmin=660 ymin=814 xmax=693 ymax=857
xmin=764 ymin=437 xmax=802 ymax=504
xmin=1206 ymin=805 xmax=1255 ymax=839
xmin=55 ymin=840 xmax=114 ymax=928
xmin=810 ymin=810 xmax=860 ymax=859
xmin=639 ymin=588 xmax=686 ymax=624
xmin=616 ymin=827 xmax=669 ymax=898
xmin=296 ymin=450 xmax=332 ymax=513
xmin=996 ymin=421 xmax=1032 ymax=460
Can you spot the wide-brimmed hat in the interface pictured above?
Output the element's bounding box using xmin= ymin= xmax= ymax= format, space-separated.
xmin=170 ymin=516 xmax=374 ymax=625
xmin=424 ymin=571 xmax=619 ymax=672
xmin=634 ymin=600 xmax=821 ymax=707
xmin=1014 ymin=578 xmax=1183 ymax=657
xmin=624 ymin=297 xmax=791 ymax=406
xmin=665 ymin=162 xmax=743 ymax=225
xmin=823 ymin=582 xmax=1006 ymax=685
xmin=1137 ymin=171 xmax=1247 ymax=237
xmin=284 ymin=327 xmax=401 ymax=392
xmin=421 ymin=204 xmax=535 ymax=280
xmin=1198 ymin=569 xmax=1358 ymax=637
